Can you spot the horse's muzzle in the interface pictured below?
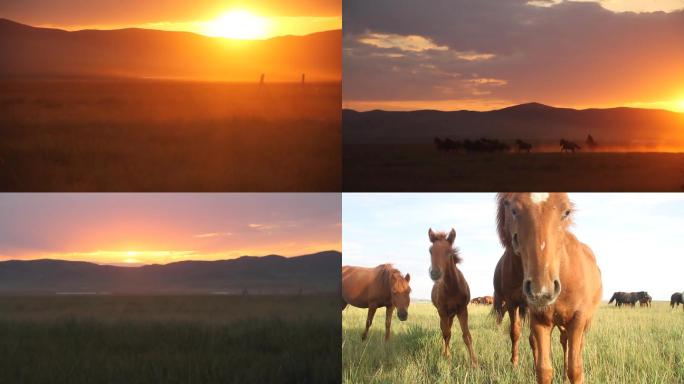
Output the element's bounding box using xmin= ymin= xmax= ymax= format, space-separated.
xmin=397 ymin=311 xmax=408 ymax=321
xmin=429 ymin=267 xmax=441 ymax=281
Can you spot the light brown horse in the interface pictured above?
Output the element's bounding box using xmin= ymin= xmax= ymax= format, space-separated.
xmin=428 ymin=228 xmax=478 ymax=367
xmin=342 ymin=264 xmax=411 ymax=341
xmin=497 ymin=193 xmax=602 ymax=384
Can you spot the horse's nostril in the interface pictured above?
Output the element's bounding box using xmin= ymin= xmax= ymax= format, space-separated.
xmin=523 ymin=280 xmax=532 ymax=297
xmin=553 ymin=279 xmax=562 ymax=296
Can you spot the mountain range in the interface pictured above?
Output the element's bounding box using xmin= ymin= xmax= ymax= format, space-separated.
xmin=0 ymin=251 xmax=341 ymax=294
xmin=344 ymin=103 xmax=684 ymax=145
xmin=0 ymin=18 xmax=340 ymax=82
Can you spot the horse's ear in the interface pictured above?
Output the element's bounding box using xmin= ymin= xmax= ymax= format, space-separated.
xmin=447 ymin=228 xmax=456 ymax=244
xmin=428 ymin=228 xmax=437 ymax=243
xmin=404 ymin=273 xmax=410 ymax=282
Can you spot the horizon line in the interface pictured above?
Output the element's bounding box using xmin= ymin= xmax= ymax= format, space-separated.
xmin=0 ymin=17 xmax=342 ymax=41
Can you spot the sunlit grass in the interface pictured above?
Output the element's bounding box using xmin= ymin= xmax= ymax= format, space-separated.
xmin=343 ymin=301 xmax=684 ymax=383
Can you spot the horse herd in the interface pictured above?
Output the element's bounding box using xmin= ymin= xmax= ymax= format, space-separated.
xmin=340 ymin=193 xmax=676 ymax=384
xmin=434 ymin=135 xmax=596 ymax=154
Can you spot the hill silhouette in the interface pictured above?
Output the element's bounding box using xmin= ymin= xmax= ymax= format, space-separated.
xmin=344 ymin=103 xmax=684 ymax=146
xmin=0 ymin=18 xmax=340 ymax=82
xmin=0 ymin=251 xmax=341 ymax=294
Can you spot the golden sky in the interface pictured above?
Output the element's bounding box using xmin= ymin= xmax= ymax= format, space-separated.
xmin=0 ymin=194 xmax=341 ymax=266
xmin=0 ymin=0 xmax=341 ymax=39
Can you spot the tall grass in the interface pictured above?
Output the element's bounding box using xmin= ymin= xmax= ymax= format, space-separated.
xmin=0 ymin=295 xmax=340 ymax=384
xmin=343 ymin=301 xmax=684 ymax=383
xmin=0 ymin=80 xmax=341 ymax=191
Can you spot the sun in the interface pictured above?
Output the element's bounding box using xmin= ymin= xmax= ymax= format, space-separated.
xmin=204 ymin=10 xmax=270 ymax=40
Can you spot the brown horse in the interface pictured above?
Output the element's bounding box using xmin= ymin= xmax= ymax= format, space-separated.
xmin=342 ymin=264 xmax=411 ymax=341
xmin=428 ymin=228 xmax=478 ymax=367
xmin=497 ymin=193 xmax=602 ymax=384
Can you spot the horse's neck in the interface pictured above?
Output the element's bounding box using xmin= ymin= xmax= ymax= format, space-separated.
xmin=442 ymin=261 xmax=462 ymax=291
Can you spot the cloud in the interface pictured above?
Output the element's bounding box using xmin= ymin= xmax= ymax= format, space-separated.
xmin=343 ymin=0 xmax=684 ymax=110
xmin=359 ymin=33 xmax=448 ymax=52
xmin=193 ymin=232 xmax=233 ymax=238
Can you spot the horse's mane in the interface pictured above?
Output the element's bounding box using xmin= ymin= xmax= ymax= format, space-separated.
xmin=377 ymin=263 xmax=411 ymax=293
xmin=496 ymin=193 xmax=575 ymax=251
xmin=430 ymin=231 xmax=462 ymax=264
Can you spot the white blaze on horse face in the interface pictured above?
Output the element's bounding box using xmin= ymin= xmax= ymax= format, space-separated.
xmin=530 ymin=193 xmax=549 ymax=204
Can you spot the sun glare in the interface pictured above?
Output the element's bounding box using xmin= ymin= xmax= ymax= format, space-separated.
xmin=204 ymin=10 xmax=269 ymax=40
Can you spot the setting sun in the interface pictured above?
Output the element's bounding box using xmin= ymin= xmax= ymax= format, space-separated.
xmin=204 ymin=10 xmax=269 ymax=40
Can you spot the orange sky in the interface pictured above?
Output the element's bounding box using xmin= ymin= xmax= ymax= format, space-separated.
xmin=0 ymin=194 xmax=341 ymax=266
xmin=0 ymin=0 xmax=341 ymax=39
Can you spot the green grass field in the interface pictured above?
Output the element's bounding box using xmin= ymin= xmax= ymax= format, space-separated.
xmin=343 ymin=143 xmax=684 ymax=191
xmin=0 ymin=294 xmax=340 ymax=384
xmin=343 ymin=301 xmax=684 ymax=383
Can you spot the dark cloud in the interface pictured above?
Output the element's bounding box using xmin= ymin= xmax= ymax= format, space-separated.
xmin=343 ymin=0 xmax=684 ymax=109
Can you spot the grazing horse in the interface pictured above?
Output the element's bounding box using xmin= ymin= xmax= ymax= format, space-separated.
xmin=428 ymin=228 xmax=478 ymax=367
xmin=516 ymin=139 xmax=532 ymax=153
xmin=639 ymin=294 xmax=652 ymax=307
xmin=671 ymin=292 xmax=684 ymax=309
xmin=560 ymin=139 xmax=581 ymax=153
xmin=342 ymin=264 xmax=411 ymax=341
xmin=497 ymin=193 xmax=602 ymax=384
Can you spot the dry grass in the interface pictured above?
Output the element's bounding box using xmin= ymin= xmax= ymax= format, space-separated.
xmin=0 ymin=79 xmax=340 ymax=191
xmin=343 ymin=143 xmax=684 ymax=191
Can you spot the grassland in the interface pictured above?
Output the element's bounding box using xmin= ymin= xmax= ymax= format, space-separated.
xmin=0 ymin=294 xmax=340 ymax=384
xmin=343 ymin=301 xmax=684 ymax=383
xmin=0 ymin=79 xmax=340 ymax=191
xmin=343 ymin=144 xmax=684 ymax=191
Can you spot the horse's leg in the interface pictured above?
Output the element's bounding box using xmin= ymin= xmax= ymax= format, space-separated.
xmin=529 ymin=332 xmax=538 ymax=372
xmin=567 ymin=318 xmax=587 ymax=384
xmin=531 ymin=319 xmax=553 ymax=384
xmin=361 ymin=305 xmax=377 ymax=341
xmin=384 ymin=305 xmax=394 ymax=342
xmin=509 ymin=307 xmax=521 ymax=366
xmin=457 ymin=307 xmax=478 ymax=368
xmin=439 ymin=312 xmax=452 ymax=358
xmin=560 ymin=328 xmax=569 ymax=383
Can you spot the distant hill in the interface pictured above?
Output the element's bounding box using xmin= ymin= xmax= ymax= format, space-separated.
xmin=0 ymin=18 xmax=340 ymax=82
xmin=0 ymin=251 xmax=341 ymax=294
xmin=344 ymin=103 xmax=684 ymax=145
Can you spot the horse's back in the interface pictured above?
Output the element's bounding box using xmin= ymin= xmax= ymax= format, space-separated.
xmin=342 ymin=265 xmax=386 ymax=308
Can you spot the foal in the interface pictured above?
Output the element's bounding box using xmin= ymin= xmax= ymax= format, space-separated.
xmin=428 ymin=228 xmax=478 ymax=367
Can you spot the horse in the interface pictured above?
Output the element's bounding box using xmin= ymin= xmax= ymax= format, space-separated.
xmin=496 ymin=193 xmax=602 ymax=384
xmin=671 ymin=292 xmax=684 ymax=309
xmin=516 ymin=139 xmax=532 ymax=153
xmin=635 ymin=291 xmax=651 ymax=308
xmin=428 ymin=228 xmax=478 ymax=367
xmin=608 ymin=291 xmax=626 ymax=306
xmin=483 ymin=295 xmax=494 ymax=304
xmin=586 ymin=134 xmax=598 ymax=150
xmin=560 ymin=139 xmax=581 ymax=153
xmin=342 ymin=264 xmax=411 ymax=341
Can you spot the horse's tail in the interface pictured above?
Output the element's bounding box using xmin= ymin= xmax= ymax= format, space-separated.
xmin=608 ymin=293 xmax=615 ymax=304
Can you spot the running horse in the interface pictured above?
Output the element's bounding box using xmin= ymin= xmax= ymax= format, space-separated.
xmin=560 ymin=139 xmax=581 ymax=153
xmin=428 ymin=228 xmax=478 ymax=367
xmin=496 ymin=193 xmax=602 ymax=384
xmin=342 ymin=264 xmax=411 ymax=341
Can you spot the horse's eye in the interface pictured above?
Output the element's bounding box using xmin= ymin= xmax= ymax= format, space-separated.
xmin=511 ymin=208 xmax=517 ymax=216
xmin=562 ymin=209 xmax=571 ymax=219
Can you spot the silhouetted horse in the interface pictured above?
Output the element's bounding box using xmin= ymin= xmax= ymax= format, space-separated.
xmin=560 ymin=139 xmax=581 ymax=153
xmin=586 ymin=134 xmax=598 ymax=150
xmin=515 ymin=139 xmax=532 ymax=153
xmin=428 ymin=228 xmax=478 ymax=366
xmin=434 ymin=137 xmax=461 ymax=152
xmin=671 ymin=292 xmax=684 ymax=309
xmin=464 ymin=138 xmax=509 ymax=153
